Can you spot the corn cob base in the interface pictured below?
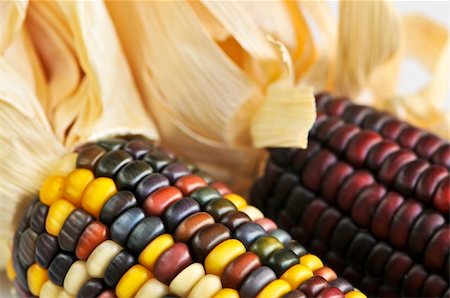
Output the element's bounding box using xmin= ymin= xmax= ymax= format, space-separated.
xmin=251 ymin=93 xmax=449 ymax=297
xmin=8 ymin=135 xmax=364 ymax=298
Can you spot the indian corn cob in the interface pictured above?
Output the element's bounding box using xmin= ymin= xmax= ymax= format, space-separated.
xmin=8 ymin=135 xmax=363 ymax=298
xmin=251 ymin=93 xmax=449 ymax=297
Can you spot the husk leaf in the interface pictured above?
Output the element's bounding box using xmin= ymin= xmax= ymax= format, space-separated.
xmin=334 ymin=0 xmax=400 ymax=102
xmin=0 ymin=0 xmax=159 ymax=267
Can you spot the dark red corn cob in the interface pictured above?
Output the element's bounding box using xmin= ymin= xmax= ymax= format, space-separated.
xmin=251 ymin=93 xmax=450 ymax=297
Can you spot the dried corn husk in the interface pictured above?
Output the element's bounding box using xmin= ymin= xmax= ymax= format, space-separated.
xmin=332 ymin=1 xmax=449 ymax=138
xmin=382 ymin=15 xmax=449 ymax=138
xmin=0 ymin=0 xmax=157 ymax=268
xmin=106 ymin=1 xmax=316 ymax=192
xmin=334 ymin=0 xmax=401 ymax=101
xmin=298 ymin=0 xmax=336 ymax=90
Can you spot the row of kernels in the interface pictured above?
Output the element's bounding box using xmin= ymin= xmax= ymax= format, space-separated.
xmin=13 ymin=136 xmax=361 ymax=298
xmin=259 ymin=132 xmax=448 ymax=275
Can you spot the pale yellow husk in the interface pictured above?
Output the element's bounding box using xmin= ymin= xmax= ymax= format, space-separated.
xmin=0 ymin=0 xmax=448 ymax=270
xmin=381 ymin=15 xmax=450 ymax=138
xmin=106 ymin=0 xmax=316 ymax=192
xmin=332 ymin=1 xmax=449 ymax=138
xmin=334 ymin=0 xmax=401 ymax=101
xmin=0 ymin=1 xmax=157 ymax=267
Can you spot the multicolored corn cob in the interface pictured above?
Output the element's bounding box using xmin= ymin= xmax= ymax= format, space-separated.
xmin=251 ymin=93 xmax=449 ymax=297
xmin=8 ymin=135 xmax=363 ymax=298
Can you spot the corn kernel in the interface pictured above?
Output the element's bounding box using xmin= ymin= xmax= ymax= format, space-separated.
xmin=135 ymin=279 xmax=169 ymax=298
xmin=139 ymin=234 xmax=174 ymax=271
xmin=224 ymin=193 xmax=248 ymax=210
xmin=205 ymin=239 xmax=246 ymax=276
xmin=81 ymin=177 xmax=117 ymax=218
xmin=256 ymin=279 xmax=291 ymax=298
xmin=63 ymin=169 xmax=94 ymax=207
xmin=86 ymin=240 xmax=122 ymax=278
xmin=40 ymin=280 xmax=62 ymax=297
xmin=300 ymin=254 xmax=323 ymax=271
xmin=280 ymin=264 xmax=313 ymax=289
xmin=212 ymin=288 xmax=239 ymax=298
xmin=45 ymin=199 xmax=76 ymax=236
xmin=40 ymin=176 xmax=65 ymax=206
xmin=345 ymin=290 xmax=367 ymax=298
xmin=27 ymin=264 xmax=48 ymax=296
xmin=240 ymin=205 xmax=264 ymax=221
xmin=116 ymin=265 xmax=153 ymax=298
xmin=63 ymin=261 xmax=90 ymax=295
xmin=187 ymin=274 xmax=222 ymax=298
xmin=6 ymin=257 xmax=16 ymax=281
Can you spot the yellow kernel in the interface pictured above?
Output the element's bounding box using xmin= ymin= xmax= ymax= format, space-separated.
xmin=345 ymin=290 xmax=367 ymax=298
xmin=212 ymin=288 xmax=239 ymax=298
xmin=280 ymin=264 xmax=313 ymax=289
xmin=205 ymin=239 xmax=246 ymax=277
xmin=224 ymin=193 xmax=247 ymax=210
xmin=40 ymin=176 xmax=65 ymax=206
xmin=6 ymin=257 xmax=16 ymax=281
xmin=27 ymin=264 xmax=48 ymax=296
xmin=45 ymin=199 xmax=76 ymax=236
xmin=116 ymin=265 xmax=153 ymax=298
xmin=300 ymin=254 xmax=323 ymax=271
xmin=139 ymin=234 xmax=174 ymax=271
xmin=63 ymin=169 xmax=94 ymax=207
xmin=81 ymin=177 xmax=117 ymax=218
xmin=257 ymin=279 xmax=291 ymax=298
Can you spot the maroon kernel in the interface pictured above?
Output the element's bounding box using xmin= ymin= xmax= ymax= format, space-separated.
xmin=345 ymin=130 xmax=383 ymax=167
xmin=433 ymin=176 xmax=450 ymax=213
xmin=398 ymin=126 xmax=426 ymax=150
xmin=316 ymin=287 xmax=344 ymax=298
xmin=415 ymin=165 xmax=448 ymax=204
xmin=342 ymin=105 xmax=373 ymax=125
xmin=421 ymin=274 xmax=448 ymax=297
xmin=298 ymin=276 xmax=329 ymax=297
xmin=389 ymin=200 xmax=423 ymax=249
xmin=423 ymin=226 xmax=450 ymax=273
xmin=336 ymin=170 xmax=374 ymax=211
xmin=431 ymin=144 xmax=450 ymax=168
xmin=408 ymin=211 xmax=445 ymax=256
xmin=383 ymin=252 xmax=413 ymax=287
xmin=301 ymin=149 xmax=337 ymax=192
xmin=416 ymin=134 xmax=443 ymax=159
xmin=320 ymin=162 xmax=354 ymax=203
xmin=315 ymin=118 xmax=346 ymax=143
xmin=400 ymin=264 xmax=427 ymax=297
xmin=371 ymin=192 xmax=404 ymax=240
xmin=366 ymin=140 xmax=400 ymax=171
xmin=378 ymin=150 xmax=417 ymax=186
xmin=327 ymin=124 xmax=361 ymax=154
xmin=365 ymin=242 xmax=393 ymax=279
xmin=381 ymin=119 xmax=408 ymax=141
xmin=325 ymin=98 xmax=350 ymax=117
xmin=351 ymin=184 xmax=386 ymax=228
xmin=394 ymin=159 xmax=429 ymax=197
